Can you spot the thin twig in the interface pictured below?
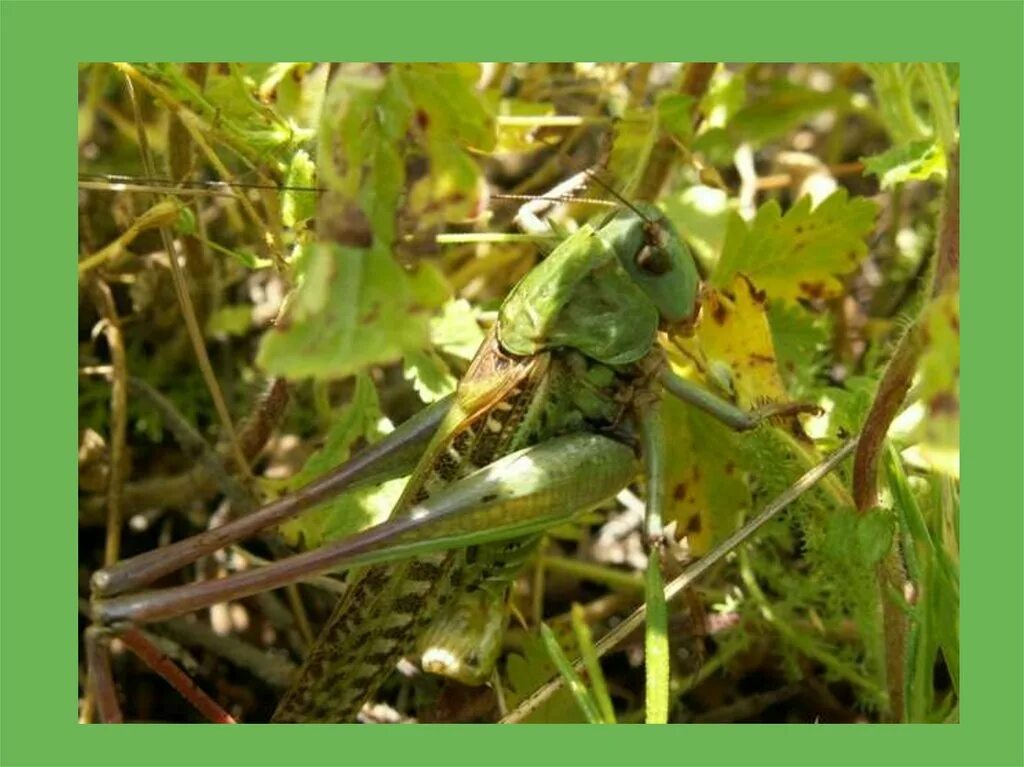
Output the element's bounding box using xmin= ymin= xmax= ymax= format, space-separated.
xmin=87 ymin=280 xmax=128 ymax=566
xmin=158 ymin=617 xmax=297 ymax=689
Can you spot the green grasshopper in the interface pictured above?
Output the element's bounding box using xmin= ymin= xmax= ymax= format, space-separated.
xmin=90 ymin=177 xmax=822 ymax=723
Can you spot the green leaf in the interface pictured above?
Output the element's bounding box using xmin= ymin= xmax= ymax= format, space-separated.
xmin=713 ymin=189 xmax=878 ymax=302
xmin=730 ymin=81 xmax=848 ymax=144
xmin=504 ymin=632 xmax=583 ymax=723
xmin=660 ymin=185 xmax=732 ymax=272
xmin=404 ymin=349 xmax=456 ymax=403
xmin=398 ymin=64 xmax=494 ymax=226
xmin=257 ymin=243 xmax=447 ymax=380
xmin=398 ymin=63 xmax=495 ymax=150
xmin=430 ymin=298 xmax=485 ymax=360
xmin=693 ymin=68 xmax=746 ymax=166
xmin=318 ymin=64 xmax=411 ymax=249
xmin=700 ymin=67 xmax=746 ymax=129
xmin=282 ymin=149 xmax=317 ymax=227
xmin=205 ymin=305 xmax=252 ymax=339
xmin=644 ymin=550 xmax=669 ymax=724
xmin=856 ymin=508 xmax=895 ymax=566
xmin=862 ymin=141 xmax=946 ymax=189
xmin=570 ymin=603 xmax=616 ymax=723
xmin=656 ymin=92 xmax=696 ymax=145
xmin=606 ymin=106 xmax=657 ymax=198
xmin=279 ymin=375 xmax=405 ymax=548
xmin=767 ymin=300 xmax=831 ymax=394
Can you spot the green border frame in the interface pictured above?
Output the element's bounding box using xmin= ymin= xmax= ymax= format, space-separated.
xmin=2 ymin=1 xmax=1020 ymax=765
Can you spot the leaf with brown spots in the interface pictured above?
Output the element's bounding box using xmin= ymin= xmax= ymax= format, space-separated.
xmin=675 ymin=275 xmax=791 ymax=411
xmin=659 ymin=388 xmax=750 ymax=555
xmin=713 ymin=189 xmax=878 ymax=303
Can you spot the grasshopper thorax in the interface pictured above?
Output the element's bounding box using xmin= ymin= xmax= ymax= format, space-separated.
xmin=497 ymin=203 xmax=700 ymax=366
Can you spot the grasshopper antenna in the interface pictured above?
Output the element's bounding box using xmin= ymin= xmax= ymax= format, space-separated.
xmin=78 ymin=172 xmax=327 ymax=196
xmin=490 ymin=192 xmax=618 ymax=208
xmin=579 ymin=168 xmax=653 ymax=224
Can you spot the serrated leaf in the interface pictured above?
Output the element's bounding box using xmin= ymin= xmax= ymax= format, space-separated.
xmin=404 ymin=349 xmax=456 ymax=404
xmin=430 ymin=298 xmax=485 ymax=360
xmin=280 ymin=375 xmax=405 ymax=548
xmin=397 ymin=63 xmax=495 ymax=150
xmin=256 ymin=243 xmax=446 ymax=380
xmin=318 ymin=64 xmax=410 ymax=249
xmin=399 ymin=64 xmax=493 ymax=225
xmin=862 ymin=141 xmax=946 ymax=189
xmin=713 ymin=189 xmax=878 ymax=303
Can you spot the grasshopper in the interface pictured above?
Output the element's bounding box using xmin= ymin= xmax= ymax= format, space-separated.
xmin=87 ymin=171 xmax=828 ymax=723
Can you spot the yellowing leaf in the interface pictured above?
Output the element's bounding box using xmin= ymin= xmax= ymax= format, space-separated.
xmin=713 ymin=189 xmax=878 ymax=303
xmin=660 ymin=392 xmax=749 ymax=554
xmin=686 ymin=276 xmax=791 ymax=410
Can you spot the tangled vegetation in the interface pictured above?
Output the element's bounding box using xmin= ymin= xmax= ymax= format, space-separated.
xmin=79 ymin=62 xmax=959 ymax=723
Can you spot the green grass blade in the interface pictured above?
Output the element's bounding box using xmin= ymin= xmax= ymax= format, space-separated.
xmin=570 ymin=603 xmax=616 ymax=724
xmin=539 ymin=623 xmax=603 ymax=724
xmin=644 ymin=547 xmax=670 ymax=724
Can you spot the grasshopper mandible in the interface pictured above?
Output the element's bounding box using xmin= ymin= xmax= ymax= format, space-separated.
xmin=88 ymin=172 xmax=823 ymax=723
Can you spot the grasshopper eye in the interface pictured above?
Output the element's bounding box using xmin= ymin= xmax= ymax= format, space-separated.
xmin=635 ymin=244 xmax=671 ymax=276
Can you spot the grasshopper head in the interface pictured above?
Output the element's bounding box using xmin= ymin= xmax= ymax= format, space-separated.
xmin=598 ymin=203 xmax=700 ymax=328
